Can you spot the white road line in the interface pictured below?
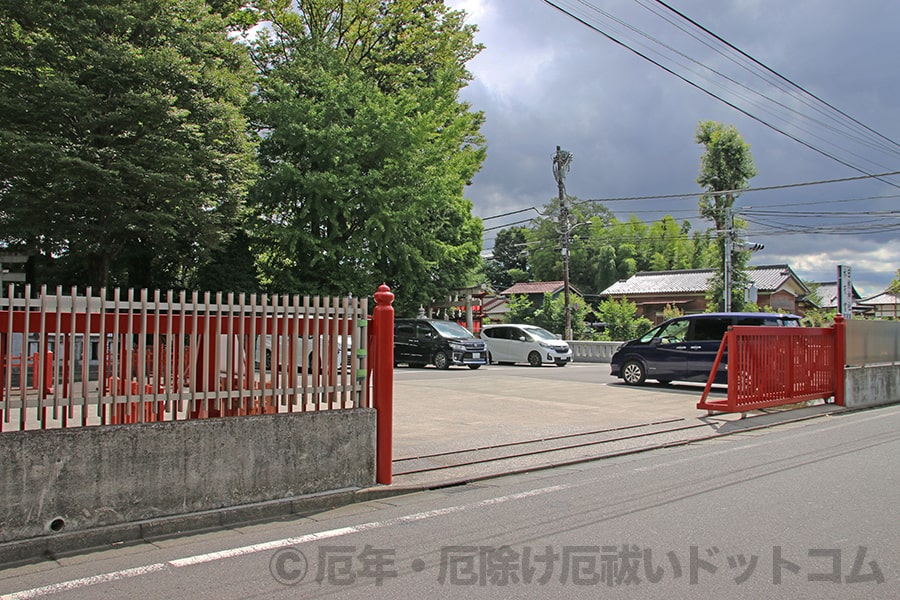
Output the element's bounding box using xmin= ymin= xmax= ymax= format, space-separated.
xmin=2 ymin=484 xmax=572 ymax=599
xmin=1 ymin=565 xmax=169 ymax=599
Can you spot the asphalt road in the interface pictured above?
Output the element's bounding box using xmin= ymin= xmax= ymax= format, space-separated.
xmin=2 ymin=401 xmax=896 ymax=599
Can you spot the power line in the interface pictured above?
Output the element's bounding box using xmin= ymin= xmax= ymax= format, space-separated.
xmin=579 ymin=169 xmax=900 ymax=203
xmin=479 ymin=170 xmax=900 ymax=230
xmin=626 ymin=0 xmax=900 ymax=164
xmin=483 ymin=217 xmax=536 ymax=232
xmin=540 ymin=0 xmax=900 ymax=187
xmin=649 ymin=0 xmax=900 ymax=155
xmin=481 ymin=207 xmax=544 ymax=221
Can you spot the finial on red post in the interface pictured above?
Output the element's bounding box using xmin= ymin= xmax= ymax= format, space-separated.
xmin=374 ymin=283 xmax=394 ymax=307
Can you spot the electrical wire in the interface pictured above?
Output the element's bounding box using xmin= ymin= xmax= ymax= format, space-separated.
xmin=649 ymin=0 xmax=900 ymax=156
xmin=541 ymin=0 xmax=900 ymax=187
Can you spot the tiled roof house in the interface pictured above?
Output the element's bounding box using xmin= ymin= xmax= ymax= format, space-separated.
xmin=482 ymin=281 xmax=584 ymax=323
xmin=600 ymin=265 xmax=811 ymax=323
xmin=857 ymin=291 xmax=900 ymax=318
xmin=809 ymin=281 xmax=864 ymax=312
xmin=500 ymin=281 xmax=584 ymax=304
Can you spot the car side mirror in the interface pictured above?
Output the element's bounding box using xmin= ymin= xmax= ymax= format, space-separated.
xmin=650 ymin=337 xmax=662 ymax=345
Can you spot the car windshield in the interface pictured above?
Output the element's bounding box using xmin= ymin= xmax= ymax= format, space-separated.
xmin=430 ymin=320 xmax=475 ymax=339
xmin=525 ymin=327 xmax=559 ymax=341
xmin=638 ymin=324 xmax=665 ymax=343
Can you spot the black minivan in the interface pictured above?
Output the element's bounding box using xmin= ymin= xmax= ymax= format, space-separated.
xmin=610 ymin=312 xmax=801 ymax=385
xmin=394 ymin=318 xmax=487 ymax=370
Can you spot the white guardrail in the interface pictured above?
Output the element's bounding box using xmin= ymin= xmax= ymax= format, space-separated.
xmin=567 ymin=341 xmax=622 ymax=363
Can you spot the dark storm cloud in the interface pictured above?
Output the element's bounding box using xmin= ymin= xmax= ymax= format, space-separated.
xmin=447 ymin=0 xmax=900 ymax=295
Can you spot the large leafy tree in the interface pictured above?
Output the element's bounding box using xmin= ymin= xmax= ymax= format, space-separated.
xmin=483 ymin=226 xmax=529 ymax=291
xmin=0 ymin=0 xmax=258 ymax=289
xmin=503 ymin=292 xmax=590 ymax=338
xmin=595 ymin=297 xmax=653 ymax=341
xmin=526 ymin=199 xmax=715 ymax=295
xmin=695 ymin=120 xmax=757 ymax=311
xmin=246 ymin=0 xmax=485 ymax=313
xmin=527 ymin=198 xmax=613 ymax=290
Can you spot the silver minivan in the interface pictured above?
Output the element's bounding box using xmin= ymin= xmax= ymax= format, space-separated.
xmin=480 ymin=324 xmax=573 ymax=367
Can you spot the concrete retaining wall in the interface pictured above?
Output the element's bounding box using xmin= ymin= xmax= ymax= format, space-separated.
xmin=844 ymin=364 xmax=900 ymax=408
xmin=569 ymin=341 xmax=621 ymax=363
xmin=0 ymin=409 xmax=375 ymax=547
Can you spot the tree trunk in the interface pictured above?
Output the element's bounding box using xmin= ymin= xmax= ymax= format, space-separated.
xmin=86 ymin=251 xmax=110 ymax=290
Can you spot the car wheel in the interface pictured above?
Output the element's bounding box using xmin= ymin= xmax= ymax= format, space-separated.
xmin=467 ymin=364 xmax=481 ymax=370
xmin=433 ymin=350 xmax=450 ymax=370
xmin=621 ymin=360 xmax=646 ymax=385
xmin=527 ymin=351 xmax=542 ymax=367
xmin=486 ymin=351 xmax=494 ymax=365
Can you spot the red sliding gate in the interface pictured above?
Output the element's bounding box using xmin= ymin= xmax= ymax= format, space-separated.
xmin=697 ymin=316 xmax=845 ymax=413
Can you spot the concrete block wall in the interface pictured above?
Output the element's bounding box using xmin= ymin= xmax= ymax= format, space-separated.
xmin=0 ymin=409 xmax=375 ymax=547
xmin=568 ymin=341 xmax=621 ymax=363
xmin=844 ymin=365 xmax=900 ymax=408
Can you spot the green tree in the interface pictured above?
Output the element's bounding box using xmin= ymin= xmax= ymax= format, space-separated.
xmin=512 ymin=196 xmax=720 ymax=296
xmin=484 ymin=227 xmax=529 ymax=291
xmin=532 ymin=292 xmax=590 ymax=338
xmin=594 ymin=245 xmax=619 ymax=292
xmin=647 ymin=216 xmax=697 ymax=270
xmin=595 ymin=297 xmax=653 ymax=341
xmin=884 ymin=268 xmax=900 ymax=320
xmin=505 ymin=294 xmax=536 ymax=324
xmin=526 ymin=198 xmax=613 ymax=290
xmin=661 ymin=303 xmax=684 ymax=321
xmin=246 ymin=1 xmax=485 ymax=312
xmin=504 ymin=292 xmax=590 ymax=338
xmin=0 ymin=0 xmax=258 ymax=289
xmin=801 ymin=308 xmax=837 ymax=327
xmin=195 ymin=230 xmax=261 ymax=294
xmin=886 ymin=269 xmax=900 ymax=296
xmin=695 ymin=121 xmax=758 ymax=311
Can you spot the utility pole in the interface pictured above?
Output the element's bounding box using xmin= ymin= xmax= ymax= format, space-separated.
xmin=723 ymin=206 xmax=764 ymax=311
xmin=723 ymin=206 xmax=733 ymax=312
xmin=552 ymin=146 xmax=574 ymax=339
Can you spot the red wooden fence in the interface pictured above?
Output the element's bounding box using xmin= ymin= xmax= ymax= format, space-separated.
xmin=697 ymin=317 xmax=845 ymax=413
xmin=0 ymin=286 xmax=379 ymax=431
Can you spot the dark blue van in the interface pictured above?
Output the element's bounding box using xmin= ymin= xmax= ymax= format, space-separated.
xmin=610 ymin=312 xmax=801 ymax=385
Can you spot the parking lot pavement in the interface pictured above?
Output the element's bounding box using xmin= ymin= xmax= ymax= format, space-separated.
xmin=392 ymin=363 xmax=713 ymax=455
xmin=389 ymin=362 xmax=842 ymax=486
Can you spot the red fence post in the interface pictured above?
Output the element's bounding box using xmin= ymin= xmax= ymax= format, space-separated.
xmin=832 ymin=314 xmax=845 ymax=406
xmin=373 ymin=284 xmax=394 ymax=485
xmin=41 ymin=351 xmax=53 ymax=396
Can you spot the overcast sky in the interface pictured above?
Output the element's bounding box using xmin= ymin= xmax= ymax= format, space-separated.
xmin=444 ymin=0 xmax=900 ymax=297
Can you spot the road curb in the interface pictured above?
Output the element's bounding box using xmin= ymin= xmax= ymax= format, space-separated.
xmin=0 ymin=403 xmax=852 ymax=569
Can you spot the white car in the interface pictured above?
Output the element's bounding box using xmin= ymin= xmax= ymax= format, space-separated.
xmin=480 ymin=324 xmax=573 ymax=367
xmin=254 ymin=334 xmax=353 ymax=373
